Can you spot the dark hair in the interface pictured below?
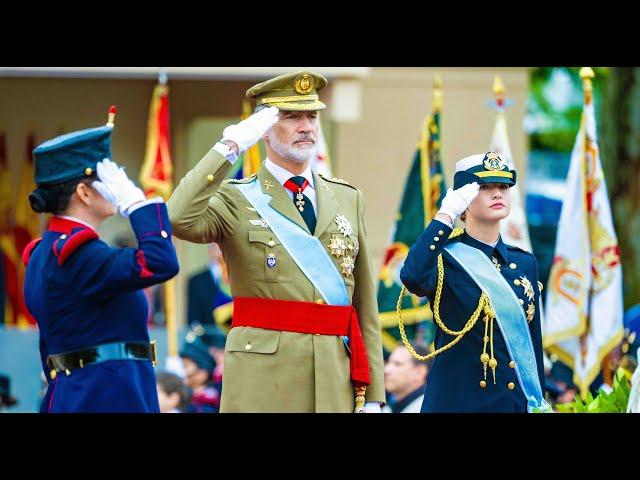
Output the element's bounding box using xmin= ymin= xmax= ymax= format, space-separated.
xmin=28 ymin=175 xmax=96 ymax=215
xmin=156 ymin=371 xmax=191 ymax=411
xmin=459 ymin=211 xmax=467 ymax=222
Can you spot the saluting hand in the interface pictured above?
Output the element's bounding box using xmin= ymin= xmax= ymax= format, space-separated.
xmin=221 ymin=106 xmax=279 ymax=155
xmin=437 ymin=182 xmax=480 ymax=224
xmin=93 ymin=158 xmax=147 ymax=218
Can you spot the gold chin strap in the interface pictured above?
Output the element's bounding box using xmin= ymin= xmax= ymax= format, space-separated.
xmin=397 ymin=228 xmax=497 ymax=386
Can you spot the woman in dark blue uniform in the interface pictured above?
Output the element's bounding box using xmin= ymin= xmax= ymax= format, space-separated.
xmin=400 ymin=152 xmax=549 ymax=413
xmin=22 ymin=109 xmax=179 ymax=413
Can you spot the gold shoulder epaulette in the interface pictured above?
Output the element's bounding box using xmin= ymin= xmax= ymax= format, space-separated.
xmin=448 ymin=228 xmax=465 ymax=239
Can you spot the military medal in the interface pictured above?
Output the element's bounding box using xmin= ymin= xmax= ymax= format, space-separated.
xmin=340 ymin=255 xmax=355 ymax=277
xmin=492 ymin=256 xmax=501 ymax=272
xmin=328 ymin=236 xmax=347 ymax=257
xmin=526 ymin=303 xmax=535 ymax=323
xmin=519 ymin=276 xmax=535 ymax=301
xmin=295 ymin=189 xmax=305 ymax=212
xmin=335 ymin=214 xmax=354 ymax=237
xmin=266 ymin=253 xmax=277 ymax=268
xmin=347 ymin=237 xmax=359 ymax=257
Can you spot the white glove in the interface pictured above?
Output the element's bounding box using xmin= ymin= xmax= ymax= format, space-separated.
xmin=437 ymin=182 xmax=480 ymax=223
xmin=361 ymin=401 xmax=382 ymax=413
xmin=221 ymin=106 xmax=279 ymax=154
xmin=93 ymin=158 xmax=146 ymax=217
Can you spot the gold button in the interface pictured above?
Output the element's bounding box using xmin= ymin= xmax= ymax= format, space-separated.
xmin=434 ymin=236 xmax=439 ymax=241
xmin=60 ymin=234 xmax=67 ymax=240
xmin=509 ymin=361 xmax=515 ymax=369
xmin=438 ymin=230 xmax=444 ymax=235
xmin=314 ymin=334 xmax=320 ymax=336
xmin=430 ymin=245 xmax=435 ymax=251
xmin=268 ymin=240 xmax=275 ymax=247
xmin=316 ymin=299 xmax=324 ymax=304
xmin=509 ymin=263 xmax=516 ymax=269
xmin=244 ymin=343 xmax=252 ymax=351
xmin=85 ymin=167 xmax=92 ymax=176
xmin=161 ymin=230 xmax=168 ymax=239
xmin=50 ymin=369 xmax=57 ymax=379
xmin=207 ymin=174 xmax=214 ymax=182
xmin=519 ymin=299 xmax=524 ymax=305
xmin=480 ymin=380 xmax=487 ymax=388
xmin=514 ymin=279 xmax=521 ymax=286
xmin=507 ymin=382 xmax=515 ymax=390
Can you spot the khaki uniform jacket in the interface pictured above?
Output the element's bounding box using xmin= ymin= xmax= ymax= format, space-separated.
xmin=168 ymin=148 xmax=384 ymax=412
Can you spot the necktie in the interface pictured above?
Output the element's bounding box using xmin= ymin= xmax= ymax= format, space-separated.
xmin=283 ymin=176 xmax=317 ymax=234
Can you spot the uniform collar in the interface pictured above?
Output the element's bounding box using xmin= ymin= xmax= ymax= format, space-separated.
xmin=264 ymin=157 xmax=315 ymax=190
xmin=462 ymin=230 xmax=509 ymax=262
xmin=49 ymin=215 xmax=97 ymax=234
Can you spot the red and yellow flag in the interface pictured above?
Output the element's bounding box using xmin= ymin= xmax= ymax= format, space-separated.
xmin=140 ymin=83 xmax=173 ymax=200
xmin=2 ymin=133 xmax=38 ymax=327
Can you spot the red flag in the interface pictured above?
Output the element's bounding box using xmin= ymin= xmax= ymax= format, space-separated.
xmin=140 ymin=83 xmax=173 ymax=200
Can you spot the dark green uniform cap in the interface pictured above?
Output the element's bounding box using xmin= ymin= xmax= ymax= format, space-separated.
xmin=246 ymin=70 xmax=328 ymax=112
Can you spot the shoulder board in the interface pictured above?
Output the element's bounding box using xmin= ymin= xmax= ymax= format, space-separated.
xmin=52 ymin=227 xmax=99 ymax=266
xmin=225 ymin=173 xmax=257 ymax=185
xmin=318 ymin=174 xmax=358 ymax=190
xmin=22 ymin=238 xmax=42 ymax=266
xmin=506 ymin=244 xmax=534 ymax=256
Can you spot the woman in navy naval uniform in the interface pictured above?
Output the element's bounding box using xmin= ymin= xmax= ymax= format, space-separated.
xmin=400 ymin=152 xmax=549 ymax=413
xmin=22 ymin=108 xmax=179 ymax=413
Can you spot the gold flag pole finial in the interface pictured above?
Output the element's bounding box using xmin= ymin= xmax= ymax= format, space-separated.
xmin=433 ymin=75 xmax=442 ymax=111
xmin=580 ymin=67 xmax=595 ymax=104
xmin=493 ymin=76 xmax=505 ymax=108
xmin=106 ymin=105 xmax=117 ymax=127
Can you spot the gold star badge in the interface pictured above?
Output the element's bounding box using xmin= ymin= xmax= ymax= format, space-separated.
xmin=328 ymin=236 xmax=347 ymax=258
xmin=519 ymin=276 xmax=535 ymax=302
xmin=526 ymin=303 xmax=535 ymax=323
xmin=347 ymin=237 xmax=359 ymax=257
xmin=340 ymin=255 xmax=355 ymax=277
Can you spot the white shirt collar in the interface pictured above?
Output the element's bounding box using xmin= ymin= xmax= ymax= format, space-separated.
xmin=264 ymin=157 xmax=315 ymax=190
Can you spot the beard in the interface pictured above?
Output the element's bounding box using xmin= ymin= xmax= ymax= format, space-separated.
xmin=268 ymin=128 xmax=319 ymax=164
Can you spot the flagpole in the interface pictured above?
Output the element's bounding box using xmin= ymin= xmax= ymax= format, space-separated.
xmin=578 ymin=66 xmax=614 ymax=388
xmin=155 ymin=67 xmax=178 ymax=358
xmin=419 ymin=76 xmax=441 ymax=225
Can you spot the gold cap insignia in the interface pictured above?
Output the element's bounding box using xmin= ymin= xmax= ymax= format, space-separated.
xmin=294 ymin=73 xmax=314 ymax=95
xmin=483 ymin=152 xmax=506 ymax=171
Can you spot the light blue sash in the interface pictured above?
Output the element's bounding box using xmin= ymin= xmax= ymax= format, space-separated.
xmin=445 ymin=242 xmax=550 ymax=413
xmin=235 ymin=181 xmax=349 ymax=306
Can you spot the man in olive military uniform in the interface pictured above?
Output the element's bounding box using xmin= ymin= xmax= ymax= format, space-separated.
xmin=400 ymin=152 xmax=549 ymax=413
xmin=168 ymin=71 xmax=384 ymax=413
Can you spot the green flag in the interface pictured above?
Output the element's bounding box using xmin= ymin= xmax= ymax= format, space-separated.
xmin=377 ymin=81 xmax=446 ymax=355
